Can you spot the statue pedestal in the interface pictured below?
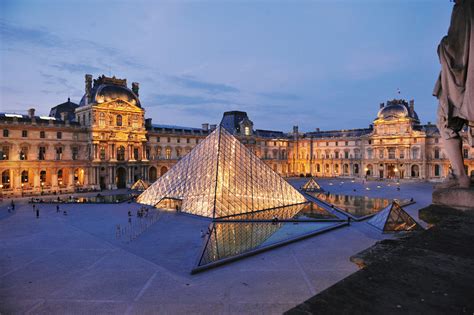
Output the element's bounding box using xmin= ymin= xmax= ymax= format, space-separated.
xmin=432 ymin=188 xmax=474 ymax=211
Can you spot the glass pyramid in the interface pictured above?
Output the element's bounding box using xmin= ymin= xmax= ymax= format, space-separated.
xmin=301 ymin=177 xmax=322 ymax=191
xmin=367 ymin=201 xmax=421 ymax=233
xmin=137 ymin=126 xmax=306 ymax=218
xmin=131 ymin=179 xmax=150 ymax=191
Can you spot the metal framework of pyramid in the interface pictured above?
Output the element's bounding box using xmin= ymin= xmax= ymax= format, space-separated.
xmin=301 ymin=177 xmax=322 ymax=191
xmin=137 ymin=126 xmax=306 ymax=218
xmin=131 ymin=179 xmax=150 ymax=191
xmin=367 ymin=201 xmax=421 ymax=233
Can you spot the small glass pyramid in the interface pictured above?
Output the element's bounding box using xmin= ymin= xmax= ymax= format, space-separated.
xmin=301 ymin=177 xmax=322 ymax=192
xmin=137 ymin=126 xmax=306 ymax=218
xmin=131 ymin=179 xmax=150 ymax=191
xmin=367 ymin=201 xmax=421 ymax=233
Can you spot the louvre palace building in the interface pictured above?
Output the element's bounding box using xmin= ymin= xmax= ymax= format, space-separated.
xmin=1 ymin=74 xmax=473 ymax=197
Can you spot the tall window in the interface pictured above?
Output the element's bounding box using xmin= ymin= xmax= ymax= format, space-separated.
xmin=100 ymin=147 xmax=106 ymax=160
xmin=434 ymin=164 xmax=440 ymax=177
xmin=117 ymin=146 xmax=125 ymax=161
xmin=434 ymin=148 xmax=440 ymax=159
xmin=57 ymin=132 xmax=62 ymax=139
xmin=22 ymin=130 xmax=28 ymax=137
xmin=55 ymin=147 xmax=63 ymax=160
xmin=399 ymin=149 xmax=405 ymax=159
xmin=99 ymin=112 xmax=105 ymax=127
xmin=132 ymin=115 xmax=138 ymax=129
xmin=40 ymin=170 xmax=46 ymax=183
xmin=39 ymin=146 xmax=46 ymax=160
xmin=379 ymin=149 xmax=384 ymax=159
xmin=156 ymin=146 xmax=162 ymax=159
xmin=244 ymin=126 xmax=251 ymax=136
xmin=3 ymin=129 xmax=9 ymax=137
xmin=412 ymin=147 xmax=419 ymax=159
xmin=2 ymin=170 xmax=10 ymax=189
xmin=388 ymin=147 xmax=396 ymax=159
xmin=116 ymin=115 xmax=122 ymax=126
xmin=367 ymin=149 xmax=373 ymax=159
xmin=21 ymin=170 xmax=29 ymax=183
xmin=40 ymin=131 xmax=45 ymax=138
xmin=72 ymin=147 xmax=78 ymax=160
xmin=176 ymin=148 xmax=181 ymax=158
xmin=20 ymin=147 xmax=28 ymax=160
xmin=58 ymin=169 xmax=63 ymax=185
xmin=165 ymin=147 xmax=171 ymax=159
xmin=344 ymin=151 xmax=349 ymax=159
xmin=133 ymin=148 xmax=139 ymax=160
xmin=1 ymin=146 xmax=9 ymax=160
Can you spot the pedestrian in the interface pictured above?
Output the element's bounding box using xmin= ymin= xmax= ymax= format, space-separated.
xmin=200 ymin=229 xmax=205 ymax=238
xmin=128 ymin=210 xmax=132 ymax=217
xmin=11 ymin=200 xmax=15 ymax=211
xmin=36 ymin=208 xmax=39 ymax=218
xmin=63 ymin=210 xmax=67 ymax=216
xmin=56 ymin=205 xmax=60 ymax=213
xmin=7 ymin=206 xmax=11 ymax=213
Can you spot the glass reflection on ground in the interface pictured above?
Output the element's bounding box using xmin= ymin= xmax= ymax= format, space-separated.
xmin=309 ymin=192 xmax=411 ymax=219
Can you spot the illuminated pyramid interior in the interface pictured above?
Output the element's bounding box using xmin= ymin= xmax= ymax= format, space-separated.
xmin=367 ymin=201 xmax=421 ymax=233
xmin=138 ymin=126 xmax=306 ymax=219
xmin=131 ymin=179 xmax=150 ymax=191
xmin=301 ymin=177 xmax=322 ymax=191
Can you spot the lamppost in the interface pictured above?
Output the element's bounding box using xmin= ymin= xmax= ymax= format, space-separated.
xmin=21 ymin=183 xmax=24 ymax=197
xmin=0 ymin=184 xmax=3 ymax=201
xmin=41 ymin=182 xmax=44 ymax=195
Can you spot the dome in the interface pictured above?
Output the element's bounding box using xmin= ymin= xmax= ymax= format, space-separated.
xmin=376 ymin=100 xmax=419 ymax=121
xmin=79 ymin=75 xmax=141 ymax=107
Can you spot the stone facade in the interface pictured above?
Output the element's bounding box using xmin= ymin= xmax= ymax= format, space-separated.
xmin=1 ymin=75 xmax=473 ymax=197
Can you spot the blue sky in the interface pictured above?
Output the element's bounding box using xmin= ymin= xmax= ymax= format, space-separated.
xmin=0 ymin=0 xmax=451 ymax=132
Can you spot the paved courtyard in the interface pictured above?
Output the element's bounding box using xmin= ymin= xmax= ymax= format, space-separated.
xmin=0 ymin=179 xmax=433 ymax=314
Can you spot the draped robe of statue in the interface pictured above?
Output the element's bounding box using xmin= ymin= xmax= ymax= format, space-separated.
xmin=434 ymin=0 xmax=474 ymax=138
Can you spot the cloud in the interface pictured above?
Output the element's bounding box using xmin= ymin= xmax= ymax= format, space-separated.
xmin=149 ymin=93 xmax=236 ymax=106
xmin=51 ymin=62 xmax=102 ymax=74
xmin=258 ymin=92 xmax=301 ymax=101
xmin=0 ymin=20 xmax=60 ymax=47
xmin=168 ymin=75 xmax=239 ymax=94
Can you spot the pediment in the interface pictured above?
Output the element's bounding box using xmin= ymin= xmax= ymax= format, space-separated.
xmin=95 ymin=99 xmax=143 ymax=113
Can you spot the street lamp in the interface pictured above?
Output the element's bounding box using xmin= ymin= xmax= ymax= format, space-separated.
xmin=0 ymin=184 xmax=3 ymax=201
xmin=41 ymin=182 xmax=44 ymax=195
xmin=21 ymin=183 xmax=24 ymax=197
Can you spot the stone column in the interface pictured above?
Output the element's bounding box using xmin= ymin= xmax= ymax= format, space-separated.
xmin=51 ymin=169 xmax=58 ymax=190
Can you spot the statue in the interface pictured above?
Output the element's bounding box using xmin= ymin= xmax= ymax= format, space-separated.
xmin=434 ymin=0 xmax=474 ymax=188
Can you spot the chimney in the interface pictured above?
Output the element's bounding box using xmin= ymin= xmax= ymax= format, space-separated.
xmin=28 ymin=108 xmax=35 ymax=118
xmin=132 ymin=82 xmax=139 ymax=96
xmin=210 ymin=124 xmax=217 ymax=131
xmin=409 ymin=99 xmax=414 ymax=114
xmin=60 ymin=112 xmax=68 ymax=121
xmin=145 ymin=118 xmax=152 ymax=128
xmin=85 ymin=74 xmax=93 ymax=104
xmin=315 ymin=128 xmax=320 ymax=132
xmin=379 ymin=102 xmax=385 ymax=109
xmin=293 ymin=125 xmax=299 ymax=140
xmin=202 ymin=123 xmax=209 ymax=131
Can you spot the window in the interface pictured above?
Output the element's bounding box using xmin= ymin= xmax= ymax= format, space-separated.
xmin=58 ymin=169 xmax=64 ymax=186
xmin=434 ymin=148 xmax=440 ymax=159
xmin=156 ymin=147 xmax=162 ymax=158
xmin=434 ymin=164 xmax=440 ymax=177
xmin=344 ymin=151 xmax=349 ymax=159
xmin=3 ymin=129 xmax=8 ymax=137
xmin=157 ymin=137 xmax=160 ymax=142
xmin=133 ymin=148 xmax=139 ymax=160
xmin=345 ymin=141 xmax=349 ymax=146
xmin=21 ymin=170 xmax=29 ymax=183
xmin=167 ymin=137 xmax=171 ymax=143
xmin=117 ymin=146 xmax=125 ymax=161
xmin=244 ymin=126 xmax=251 ymax=136
xmin=88 ymin=112 xmax=91 ymax=124
xmin=100 ymin=147 xmax=106 ymax=160
xmin=57 ymin=132 xmax=62 ymax=139
xmin=165 ymin=147 xmax=172 ymax=159
xmin=177 ymin=138 xmax=181 ymax=143
xmin=72 ymin=147 xmax=78 ymax=160
xmin=2 ymin=170 xmax=10 ymax=189
xmin=413 ymin=138 xmax=417 ymax=143
xmin=435 ymin=138 xmax=439 ymax=144
xmin=40 ymin=170 xmax=46 ymax=183
xmin=116 ymin=115 xmax=122 ymax=126
xmin=335 ymin=151 xmax=339 ymax=159
xmin=1 ymin=146 xmax=9 ymax=160
xmin=412 ymin=147 xmax=419 ymax=159
xmin=335 ymin=142 xmax=338 ymax=146
xmin=20 ymin=147 xmax=28 ymax=160
xmin=22 ymin=130 xmax=28 ymax=137
xmin=176 ymin=148 xmax=181 ymax=158
xmin=367 ymin=149 xmax=373 ymax=159
xmin=99 ymin=112 xmax=105 ymax=127
xmin=146 ymin=147 xmax=150 ymax=160
xmin=39 ymin=146 xmax=46 ymax=160
xmin=388 ymin=147 xmax=396 ymax=159
xmin=40 ymin=131 xmax=45 ymax=138
xmin=379 ymin=149 xmax=384 ymax=159
xmin=55 ymin=147 xmax=63 ymax=160
xmin=400 ymin=149 xmax=405 ymax=159
xmin=187 ymin=138 xmax=190 ymax=144
xmin=195 ymin=139 xmax=199 ymax=144
xmin=132 ymin=115 xmax=138 ymax=129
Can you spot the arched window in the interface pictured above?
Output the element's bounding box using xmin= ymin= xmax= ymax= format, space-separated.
xmin=165 ymin=147 xmax=172 ymax=159
xmin=325 ymin=164 xmax=330 ymax=173
xmin=116 ymin=115 xmax=122 ymax=127
xmin=117 ymin=146 xmax=125 ymax=161
xmin=2 ymin=170 xmax=10 ymax=189
xmin=40 ymin=170 xmax=46 ymax=183
xmin=99 ymin=112 xmax=105 ymax=127
xmin=58 ymin=169 xmax=64 ymax=186
xmin=316 ymin=164 xmax=321 ymax=172
xmin=21 ymin=170 xmax=29 ymax=183
xmin=354 ymin=164 xmax=359 ymax=174
xmin=343 ymin=164 xmax=349 ymax=174
xmin=434 ymin=164 xmax=440 ymax=177
xmin=334 ymin=164 xmax=339 ymax=174
xmin=411 ymin=165 xmax=420 ymax=177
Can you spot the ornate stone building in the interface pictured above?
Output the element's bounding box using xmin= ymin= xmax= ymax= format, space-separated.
xmin=1 ymin=74 xmax=473 ymax=197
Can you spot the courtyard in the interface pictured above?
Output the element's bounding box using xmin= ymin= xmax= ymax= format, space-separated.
xmin=0 ymin=178 xmax=433 ymax=314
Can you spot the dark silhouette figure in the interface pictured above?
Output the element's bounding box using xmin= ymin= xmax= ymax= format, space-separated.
xmin=36 ymin=208 xmax=39 ymax=218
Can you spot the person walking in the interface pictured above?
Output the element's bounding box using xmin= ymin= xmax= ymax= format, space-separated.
xmin=11 ymin=200 xmax=15 ymax=211
xmin=36 ymin=208 xmax=39 ymax=218
xmin=56 ymin=205 xmax=60 ymax=213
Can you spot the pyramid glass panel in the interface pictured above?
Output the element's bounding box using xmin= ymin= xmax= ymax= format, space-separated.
xmin=138 ymin=126 xmax=306 ymax=218
xmin=195 ymin=219 xmax=341 ymax=269
xmin=301 ymin=177 xmax=322 ymax=192
xmin=131 ymin=179 xmax=150 ymax=191
xmin=368 ymin=201 xmax=421 ymax=232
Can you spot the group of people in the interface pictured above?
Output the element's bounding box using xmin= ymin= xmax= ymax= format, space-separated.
xmin=127 ymin=206 xmax=150 ymax=220
xmin=7 ymin=200 xmax=15 ymax=213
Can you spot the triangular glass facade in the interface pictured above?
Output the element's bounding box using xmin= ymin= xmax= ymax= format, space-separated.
xmin=368 ymin=201 xmax=420 ymax=232
xmin=131 ymin=179 xmax=149 ymax=191
xmin=301 ymin=177 xmax=322 ymax=191
xmin=138 ymin=126 xmax=306 ymax=218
